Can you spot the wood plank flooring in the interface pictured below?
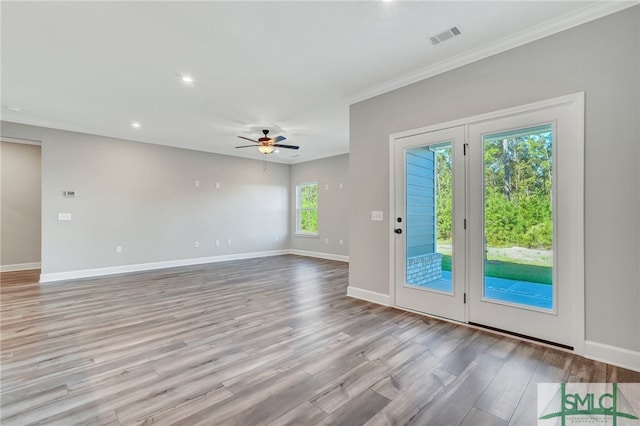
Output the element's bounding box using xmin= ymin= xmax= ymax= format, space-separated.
xmin=1 ymin=255 xmax=638 ymax=425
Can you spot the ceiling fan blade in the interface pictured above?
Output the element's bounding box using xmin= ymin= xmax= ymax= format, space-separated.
xmin=274 ymin=144 xmax=299 ymax=150
xmin=272 ymin=135 xmax=286 ymax=143
xmin=237 ymin=136 xmax=259 ymax=143
xmin=235 ymin=145 xmax=258 ymax=148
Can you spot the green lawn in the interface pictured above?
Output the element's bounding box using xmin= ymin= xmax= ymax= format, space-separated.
xmin=440 ymin=255 xmax=551 ymax=285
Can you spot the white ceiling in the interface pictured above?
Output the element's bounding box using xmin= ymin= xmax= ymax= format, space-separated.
xmin=0 ymin=1 xmax=628 ymax=164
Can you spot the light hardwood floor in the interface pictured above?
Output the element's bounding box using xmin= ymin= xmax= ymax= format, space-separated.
xmin=1 ymin=256 xmax=638 ymax=425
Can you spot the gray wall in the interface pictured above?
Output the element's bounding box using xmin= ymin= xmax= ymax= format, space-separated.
xmin=290 ymin=154 xmax=349 ymax=257
xmin=349 ymin=7 xmax=639 ymax=352
xmin=1 ymin=121 xmax=290 ymax=275
xmin=1 ymin=141 xmax=42 ymax=267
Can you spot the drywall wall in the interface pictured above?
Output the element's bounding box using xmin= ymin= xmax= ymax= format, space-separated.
xmin=349 ymin=7 xmax=639 ymax=353
xmin=290 ymin=154 xmax=349 ymax=258
xmin=1 ymin=121 xmax=290 ymax=276
xmin=1 ymin=141 xmax=41 ymax=269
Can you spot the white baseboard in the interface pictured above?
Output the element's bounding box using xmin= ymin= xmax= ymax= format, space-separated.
xmin=288 ymin=249 xmax=349 ymax=263
xmin=39 ymin=250 xmax=289 ymax=283
xmin=346 ymin=286 xmax=391 ymax=306
xmin=1 ymin=262 xmax=41 ymax=272
xmin=584 ymin=340 xmax=640 ymax=372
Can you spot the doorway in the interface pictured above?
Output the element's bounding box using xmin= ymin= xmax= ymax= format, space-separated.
xmin=0 ymin=139 xmax=42 ymax=273
xmin=391 ymin=94 xmax=584 ymax=348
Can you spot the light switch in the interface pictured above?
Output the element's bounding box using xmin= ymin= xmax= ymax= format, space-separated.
xmin=371 ymin=210 xmax=384 ymax=221
xmin=58 ymin=213 xmax=72 ymax=221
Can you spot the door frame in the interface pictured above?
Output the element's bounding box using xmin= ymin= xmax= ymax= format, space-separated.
xmin=388 ymin=92 xmax=585 ymax=355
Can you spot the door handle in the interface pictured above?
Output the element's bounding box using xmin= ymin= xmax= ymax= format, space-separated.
xmin=394 ymin=228 xmax=403 ymax=234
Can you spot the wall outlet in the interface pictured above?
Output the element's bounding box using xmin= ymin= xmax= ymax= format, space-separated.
xmin=194 ymin=241 xmax=199 ymax=248
xmin=324 ymin=238 xmax=329 ymax=244
xmin=58 ymin=212 xmax=72 ymax=221
xmin=215 ymin=240 xmax=220 ymax=246
xmin=215 ymin=182 xmax=221 ymax=189
xmin=227 ymin=239 xmax=232 ymax=245
xmin=275 ymin=236 xmax=279 ymax=242
xmin=339 ymin=183 xmax=343 ymax=189
xmin=115 ymin=245 xmax=122 ymax=254
xmin=371 ymin=210 xmax=384 ymax=221
xmin=339 ymin=239 xmax=344 ymax=245
xmin=324 ymin=184 xmax=329 ymax=190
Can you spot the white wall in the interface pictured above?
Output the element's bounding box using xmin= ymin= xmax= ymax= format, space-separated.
xmin=1 ymin=121 xmax=290 ymax=278
xmin=1 ymin=141 xmax=42 ymax=270
xmin=290 ymin=154 xmax=349 ymax=259
xmin=349 ymin=7 xmax=639 ymax=355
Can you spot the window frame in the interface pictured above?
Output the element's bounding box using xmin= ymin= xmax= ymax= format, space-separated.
xmin=296 ymin=182 xmax=318 ymax=236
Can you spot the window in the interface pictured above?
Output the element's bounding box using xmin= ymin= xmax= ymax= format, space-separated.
xmin=297 ymin=182 xmax=318 ymax=235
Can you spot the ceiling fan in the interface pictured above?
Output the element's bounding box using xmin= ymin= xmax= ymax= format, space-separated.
xmin=236 ymin=129 xmax=299 ymax=155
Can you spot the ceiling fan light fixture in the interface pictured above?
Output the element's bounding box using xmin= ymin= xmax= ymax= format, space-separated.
xmin=235 ymin=129 xmax=298 ymax=154
xmin=258 ymin=145 xmax=275 ymax=155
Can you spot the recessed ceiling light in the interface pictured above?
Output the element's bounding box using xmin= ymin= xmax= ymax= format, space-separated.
xmin=131 ymin=122 xmax=141 ymax=128
xmin=181 ymin=75 xmax=194 ymax=84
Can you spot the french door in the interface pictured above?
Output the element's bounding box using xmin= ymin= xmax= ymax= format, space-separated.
xmin=393 ymin=126 xmax=466 ymax=322
xmin=393 ymin=94 xmax=584 ymax=347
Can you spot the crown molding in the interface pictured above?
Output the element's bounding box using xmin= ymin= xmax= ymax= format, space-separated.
xmin=0 ymin=136 xmax=42 ymax=145
xmin=347 ymin=1 xmax=638 ymax=105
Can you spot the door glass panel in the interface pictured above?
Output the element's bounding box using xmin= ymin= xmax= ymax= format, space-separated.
xmin=405 ymin=142 xmax=453 ymax=293
xmin=482 ymin=125 xmax=553 ymax=309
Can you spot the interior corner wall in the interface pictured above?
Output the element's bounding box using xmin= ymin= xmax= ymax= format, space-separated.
xmin=290 ymin=154 xmax=349 ymax=258
xmin=349 ymin=7 xmax=639 ymax=353
xmin=1 ymin=141 xmax=42 ymax=269
xmin=0 ymin=121 xmax=290 ymax=277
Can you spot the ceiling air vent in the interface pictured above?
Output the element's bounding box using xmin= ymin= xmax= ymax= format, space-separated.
xmin=429 ymin=26 xmax=463 ymax=45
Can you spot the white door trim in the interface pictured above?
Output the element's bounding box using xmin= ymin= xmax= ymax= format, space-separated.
xmin=389 ymin=92 xmax=585 ymax=355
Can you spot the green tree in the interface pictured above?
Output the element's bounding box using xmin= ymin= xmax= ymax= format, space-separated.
xmin=434 ymin=130 xmax=553 ymax=250
xmin=483 ymin=131 xmax=553 ymax=249
xmin=299 ymin=183 xmax=318 ymax=233
xmin=435 ymin=148 xmax=453 ymax=241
